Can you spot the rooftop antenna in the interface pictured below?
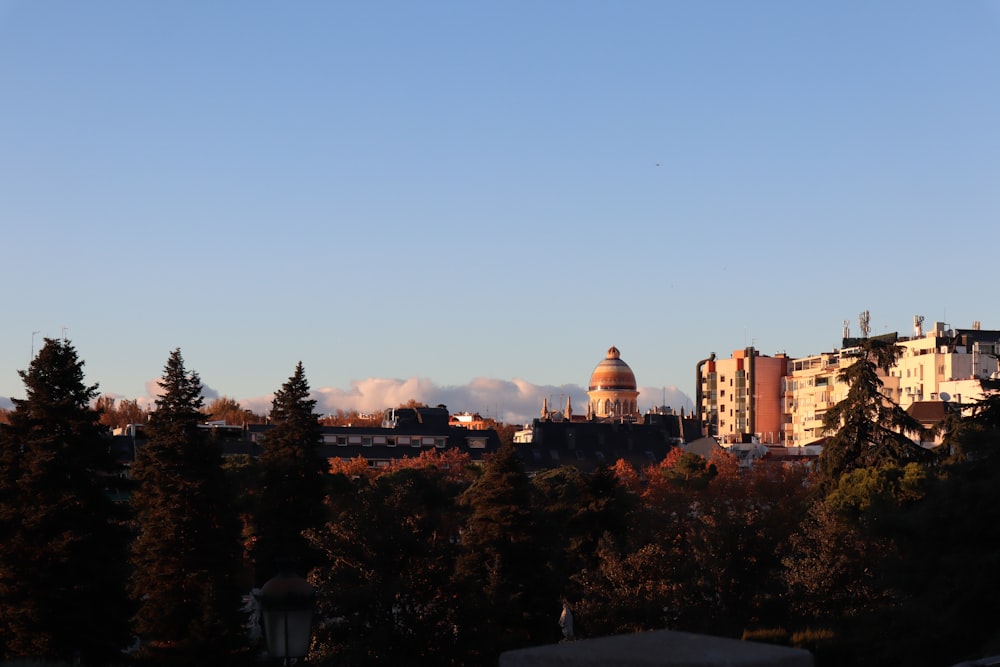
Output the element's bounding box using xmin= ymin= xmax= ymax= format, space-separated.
xmin=859 ymin=310 xmax=871 ymax=339
xmin=61 ymin=326 xmax=68 ymax=341
xmin=914 ymin=315 xmax=925 ymax=338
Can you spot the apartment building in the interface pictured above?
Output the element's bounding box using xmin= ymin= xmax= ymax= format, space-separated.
xmin=889 ymin=320 xmax=1000 ymax=410
xmin=703 ymin=318 xmax=1000 ymax=449
xmin=782 ymin=350 xmax=850 ymax=447
xmin=697 ymin=347 xmax=788 ymax=445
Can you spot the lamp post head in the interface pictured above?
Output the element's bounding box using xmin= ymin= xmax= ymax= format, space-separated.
xmin=256 ymin=561 xmax=316 ymax=661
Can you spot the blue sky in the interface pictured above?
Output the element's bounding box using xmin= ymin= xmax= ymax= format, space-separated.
xmin=3 ymin=1 xmax=999 ymax=425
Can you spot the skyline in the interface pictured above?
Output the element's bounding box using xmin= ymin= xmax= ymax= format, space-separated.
xmin=3 ymin=2 xmax=1000 ymax=424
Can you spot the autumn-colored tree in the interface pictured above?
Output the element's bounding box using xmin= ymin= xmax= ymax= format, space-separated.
xmin=205 ymin=396 xmax=258 ymax=425
xmin=681 ymin=456 xmax=813 ymax=634
xmin=387 ymin=447 xmax=477 ymax=484
xmin=641 ymin=449 xmax=716 ymax=510
xmin=307 ymin=466 xmax=464 ymax=665
xmin=571 ymin=538 xmax=674 ymax=636
xmin=611 ymin=458 xmax=642 ymax=494
xmin=328 ymin=454 xmax=377 ymax=480
xmin=95 ymin=394 xmax=148 ymax=431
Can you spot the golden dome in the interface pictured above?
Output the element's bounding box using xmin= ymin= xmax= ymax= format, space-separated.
xmin=588 ymin=346 xmax=637 ymax=391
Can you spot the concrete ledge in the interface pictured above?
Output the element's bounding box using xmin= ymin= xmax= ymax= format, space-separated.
xmin=499 ymin=630 xmax=814 ymax=667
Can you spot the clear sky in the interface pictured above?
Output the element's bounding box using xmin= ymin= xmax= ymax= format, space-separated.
xmin=3 ymin=1 xmax=999 ymax=425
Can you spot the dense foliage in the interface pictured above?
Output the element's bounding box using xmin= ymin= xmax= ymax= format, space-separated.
xmin=1 ymin=340 xmax=999 ymax=666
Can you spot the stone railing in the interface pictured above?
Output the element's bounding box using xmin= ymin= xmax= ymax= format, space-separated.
xmin=499 ymin=630 xmax=813 ymax=667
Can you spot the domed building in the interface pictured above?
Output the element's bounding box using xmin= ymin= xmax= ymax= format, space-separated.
xmin=587 ymin=346 xmax=640 ymax=420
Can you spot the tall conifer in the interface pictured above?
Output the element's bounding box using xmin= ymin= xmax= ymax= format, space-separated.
xmin=253 ymin=362 xmax=327 ymax=584
xmin=819 ymin=337 xmax=932 ymax=486
xmin=128 ymin=349 xmax=246 ymax=665
xmin=454 ymin=443 xmax=557 ymax=661
xmin=0 ymin=338 xmax=131 ymax=664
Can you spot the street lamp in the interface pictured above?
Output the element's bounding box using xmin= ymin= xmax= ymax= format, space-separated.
xmin=256 ymin=561 xmax=316 ymax=665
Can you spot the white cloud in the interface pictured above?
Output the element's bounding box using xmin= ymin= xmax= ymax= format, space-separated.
xmin=131 ymin=376 xmax=694 ymax=427
xmin=308 ymin=377 xmax=693 ymax=426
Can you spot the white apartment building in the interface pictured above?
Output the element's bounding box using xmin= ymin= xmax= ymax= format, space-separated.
xmin=783 ymin=350 xmax=850 ymax=447
xmin=888 ymin=320 xmax=1000 ymax=411
xmin=779 ymin=319 xmax=1000 ymax=447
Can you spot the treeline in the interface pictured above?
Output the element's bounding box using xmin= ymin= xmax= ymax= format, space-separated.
xmin=1 ymin=337 xmax=999 ymax=666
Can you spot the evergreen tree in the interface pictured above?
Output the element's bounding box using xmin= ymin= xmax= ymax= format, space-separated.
xmin=128 ymin=349 xmax=246 ymax=665
xmin=253 ymin=362 xmax=327 ymax=584
xmin=0 ymin=338 xmax=131 ymax=665
xmin=819 ymin=336 xmax=932 ymax=486
xmin=453 ymin=443 xmax=559 ymax=661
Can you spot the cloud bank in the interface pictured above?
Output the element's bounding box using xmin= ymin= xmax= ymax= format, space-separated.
xmin=259 ymin=377 xmax=693 ymax=426
xmin=3 ymin=378 xmax=693 ymax=427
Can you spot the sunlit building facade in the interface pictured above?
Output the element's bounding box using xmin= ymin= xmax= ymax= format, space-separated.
xmin=697 ymin=347 xmax=788 ymax=445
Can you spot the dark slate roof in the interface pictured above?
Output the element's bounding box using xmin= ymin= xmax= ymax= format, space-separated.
xmin=842 ymin=332 xmax=899 ymax=348
xmin=516 ymin=415 xmax=700 ymax=473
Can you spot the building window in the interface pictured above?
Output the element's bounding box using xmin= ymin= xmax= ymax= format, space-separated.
xmin=362 ymin=436 xmax=372 ymax=447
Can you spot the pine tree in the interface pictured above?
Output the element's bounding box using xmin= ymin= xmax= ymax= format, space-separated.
xmin=128 ymin=349 xmax=246 ymax=665
xmin=819 ymin=336 xmax=932 ymax=486
xmin=253 ymin=362 xmax=327 ymax=585
xmin=0 ymin=338 xmax=131 ymax=664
